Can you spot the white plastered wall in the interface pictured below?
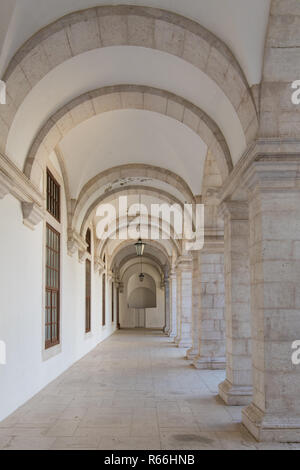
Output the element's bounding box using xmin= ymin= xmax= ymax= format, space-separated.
xmin=0 ymin=160 xmax=116 ymax=422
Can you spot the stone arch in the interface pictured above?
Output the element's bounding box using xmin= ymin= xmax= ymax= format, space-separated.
xmin=0 ymin=6 xmax=258 ymax=159
xmin=24 ymin=85 xmax=233 ymax=186
xmin=121 ymin=258 xmax=165 ymax=288
xmin=97 ymin=217 xmax=181 ymax=262
xmin=111 ymin=241 xmax=171 ymax=274
xmin=117 ymin=253 xmax=166 ymax=275
xmin=105 ymin=238 xmax=177 ymax=269
xmin=73 ymin=166 xmax=194 ymax=235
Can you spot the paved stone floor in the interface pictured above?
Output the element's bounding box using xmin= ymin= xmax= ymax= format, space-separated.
xmin=0 ymin=329 xmax=299 ymax=450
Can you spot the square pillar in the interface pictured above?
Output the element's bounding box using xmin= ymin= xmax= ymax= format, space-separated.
xmin=187 ymin=252 xmax=201 ymax=360
xmin=164 ymin=278 xmax=171 ymax=335
xmin=174 ymin=256 xmax=193 ymax=349
xmin=168 ymin=271 xmax=177 ymax=339
xmin=218 ymin=202 xmax=253 ymax=406
xmin=193 ymin=247 xmax=226 ymax=369
xmin=242 ymin=158 xmax=300 ymax=442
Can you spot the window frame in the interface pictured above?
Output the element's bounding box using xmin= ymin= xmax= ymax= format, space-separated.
xmin=86 ymin=228 xmax=91 ymax=255
xmin=102 ymin=273 xmax=106 ymax=327
xmin=112 ymin=282 xmax=114 ymax=323
xmin=46 ymin=168 xmax=61 ymax=223
xmin=45 ymin=223 xmax=60 ymax=350
xmin=85 ymin=258 xmax=92 ymax=333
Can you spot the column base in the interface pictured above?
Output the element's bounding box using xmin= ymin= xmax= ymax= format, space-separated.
xmin=193 ymin=356 xmax=226 ymax=370
xmin=218 ymin=379 xmax=252 ymax=406
xmin=242 ymin=403 xmax=300 ymax=443
xmin=177 ymin=340 xmax=192 ymax=349
xmin=186 ymin=348 xmax=199 ymax=360
xmin=164 ymin=327 xmax=170 ymax=335
xmin=174 ymin=336 xmax=180 ymax=345
xmin=168 ymin=331 xmax=176 ymax=339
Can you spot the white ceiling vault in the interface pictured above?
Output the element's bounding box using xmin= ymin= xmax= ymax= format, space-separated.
xmin=7 ymin=46 xmax=244 ymax=172
xmin=0 ymin=0 xmax=272 ymax=271
xmin=0 ymin=0 xmax=271 ymax=85
xmin=59 ymin=109 xmax=207 ymax=198
xmin=0 ymin=0 xmax=272 ymax=227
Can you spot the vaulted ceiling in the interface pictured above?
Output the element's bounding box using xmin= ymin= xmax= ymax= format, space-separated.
xmin=0 ymin=1 xmax=272 ymax=270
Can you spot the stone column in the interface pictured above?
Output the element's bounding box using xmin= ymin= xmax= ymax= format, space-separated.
xmin=187 ymin=252 xmax=201 ymax=360
xmin=168 ymin=271 xmax=177 ymax=339
xmin=174 ymin=270 xmax=181 ymax=345
xmin=174 ymin=256 xmax=193 ymax=349
xmin=193 ymin=244 xmax=226 ymax=369
xmin=164 ymin=277 xmax=171 ymax=335
xmin=242 ymin=158 xmax=300 ymax=442
xmin=218 ymin=202 xmax=253 ymax=406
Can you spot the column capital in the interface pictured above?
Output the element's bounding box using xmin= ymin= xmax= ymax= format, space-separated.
xmin=201 ymin=236 xmax=224 ymax=254
xmin=94 ymin=256 xmax=105 ymax=274
xmin=175 ymin=255 xmax=193 ymax=272
xmin=219 ymin=201 xmax=249 ymax=220
xmin=67 ymin=230 xmax=88 ymax=259
xmin=219 ymin=140 xmax=300 ymax=202
xmin=243 ymin=157 xmax=300 ymax=193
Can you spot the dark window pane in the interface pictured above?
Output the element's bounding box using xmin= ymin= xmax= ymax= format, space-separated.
xmin=45 ymin=225 xmax=60 ymax=349
xmin=86 ymin=229 xmax=91 ymax=254
xmin=46 ymin=169 xmax=60 ymax=222
xmin=102 ymin=274 xmax=106 ymax=326
xmin=85 ymin=259 xmax=91 ymax=333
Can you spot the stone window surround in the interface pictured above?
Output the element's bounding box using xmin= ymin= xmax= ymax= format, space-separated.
xmin=42 ymin=162 xmax=64 ymax=362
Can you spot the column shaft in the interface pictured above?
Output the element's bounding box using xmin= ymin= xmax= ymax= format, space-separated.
xmin=218 ymin=202 xmax=253 ymax=406
xmin=187 ymin=253 xmax=201 ymax=360
xmin=174 ymin=257 xmax=193 ymax=349
xmin=242 ymin=159 xmax=300 ymax=442
xmin=193 ymin=250 xmax=226 ymax=369
xmin=164 ymin=279 xmax=171 ymax=335
xmin=168 ymin=273 xmax=177 ymax=339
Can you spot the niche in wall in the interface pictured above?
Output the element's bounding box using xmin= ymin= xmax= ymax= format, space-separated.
xmin=127 ymin=273 xmax=157 ymax=309
xmin=128 ymin=287 xmax=157 ymax=309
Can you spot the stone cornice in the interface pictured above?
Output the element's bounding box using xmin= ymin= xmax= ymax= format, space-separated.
xmin=243 ymin=157 xmax=300 ymax=193
xmin=219 ymin=139 xmax=300 ymax=202
xmin=0 ymin=152 xmax=44 ymax=229
xmin=219 ymin=201 xmax=249 ymax=220
xmin=201 ymin=236 xmax=224 ymax=254
xmin=176 ymin=255 xmax=193 ymax=271
xmin=0 ymin=169 xmax=13 ymax=199
xmin=0 ymin=152 xmax=43 ymax=206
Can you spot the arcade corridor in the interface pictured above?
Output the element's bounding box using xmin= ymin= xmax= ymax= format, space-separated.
xmin=0 ymin=330 xmax=297 ymax=451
